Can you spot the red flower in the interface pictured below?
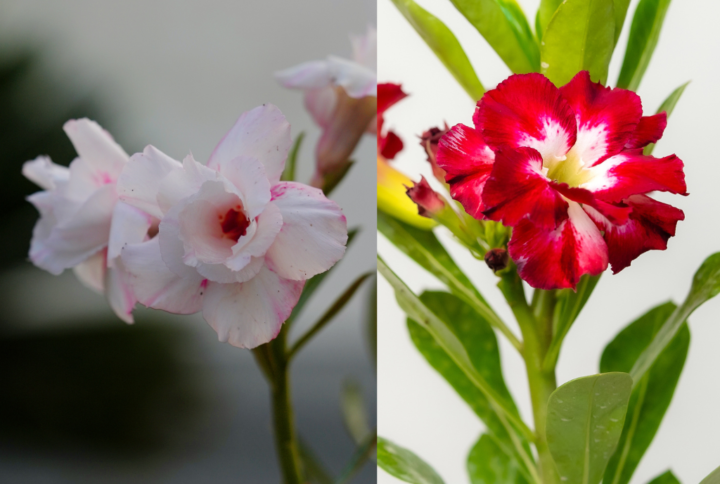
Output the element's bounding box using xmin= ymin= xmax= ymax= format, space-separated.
xmin=436 ymin=71 xmax=686 ymax=290
xmin=377 ymin=83 xmax=408 ymax=159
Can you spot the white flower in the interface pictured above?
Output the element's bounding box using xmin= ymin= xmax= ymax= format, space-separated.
xmin=23 ymin=119 xmax=152 ymax=323
xmin=117 ymin=104 xmax=348 ymax=349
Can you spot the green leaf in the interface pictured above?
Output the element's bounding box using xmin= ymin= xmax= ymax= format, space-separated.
xmin=448 ymin=0 xmax=539 ymax=74
xmin=323 ymin=160 xmax=354 ymax=197
xmin=612 ymin=0 xmax=632 ymax=44
xmin=701 ymin=465 xmax=720 ymax=484
xmin=340 ymin=379 xmax=371 ymax=445
xmin=601 ymin=303 xmax=690 ymax=484
xmin=281 ymin=132 xmax=304 ymax=182
xmin=407 ymin=291 xmax=535 ymax=480
xmin=390 ymin=0 xmax=485 ymax=100
xmin=536 ymin=0 xmax=562 ymax=42
xmin=546 ymin=373 xmax=633 ymax=484
xmin=467 ymin=434 xmax=528 ymax=484
xmin=377 ymin=437 xmax=445 ymax=484
xmin=366 ymin=275 xmax=377 ymax=367
xmin=377 ymin=256 xmax=534 ymax=443
xmin=644 ymin=81 xmax=690 ymax=155
xmin=540 ymin=0 xmax=616 ymax=87
xmin=631 ymin=252 xmax=720 ymax=384
xmin=616 ymin=0 xmax=672 ymax=91
xmin=544 ymin=275 xmax=601 ymax=371
xmin=336 ymin=431 xmax=377 ymax=484
xmin=378 ymin=211 xmax=520 ymax=351
xmin=648 ymin=470 xmax=682 ymax=484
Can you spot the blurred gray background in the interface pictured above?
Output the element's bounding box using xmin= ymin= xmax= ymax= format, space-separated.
xmin=378 ymin=0 xmax=720 ymax=483
xmin=0 ymin=1 xmax=377 ymax=483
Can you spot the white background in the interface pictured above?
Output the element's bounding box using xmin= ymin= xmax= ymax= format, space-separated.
xmin=378 ymin=0 xmax=720 ymax=483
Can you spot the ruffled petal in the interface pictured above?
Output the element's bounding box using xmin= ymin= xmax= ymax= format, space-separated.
xmin=583 ymin=151 xmax=687 ymax=202
xmin=327 ymin=56 xmax=377 ymax=98
xmin=63 ymin=118 xmax=128 ymax=180
xmin=559 ymin=71 xmax=643 ymax=165
xmin=226 ymin=202 xmax=283 ymax=271
xmin=549 ymin=182 xmax=631 ymax=225
xmin=107 ymin=202 xmax=154 ymax=262
xmin=265 ymin=182 xmax=347 ymax=280
xmin=509 ymin=202 xmax=608 ymax=289
xmin=121 ymin=237 xmax=205 ymax=314
xmin=436 ymin=123 xmax=495 ymax=219
xmin=105 ymin=260 xmax=137 ymax=324
xmin=482 ymin=147 xmax=568 ymax=229
xmin=475 ymin=73 xmax=576 ymax=163
xmin=117 ymin=145 xmax=181 ymax=219
xmin=22 ymin=156 xmax=69 ymax=191
xmin=207 ymin=104 xmax=291 ymax=186
xmin=585 ymin=194 xmax=684 ymax=273
xmin=73 ymin=249 xmax=106 ymax=293
xmin=201 ymin=266 xmax=304 ymax=349
xmin=275 ymin=60 xmax=333 ymax=90
xmin=625 ymin=112 xmax=667 ymax=149
xmin=213 ymin=155 xmax=271 ymax=219
xmin=156 ymin=155 xmax=220 ymax=214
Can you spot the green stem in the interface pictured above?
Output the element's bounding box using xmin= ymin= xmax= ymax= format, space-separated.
xmin=499 ymin=269 xmax=559 ymax=484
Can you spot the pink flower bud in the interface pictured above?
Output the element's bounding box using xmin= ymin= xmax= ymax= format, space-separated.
xmin=405 ymin=176 xmax=445 ymax=218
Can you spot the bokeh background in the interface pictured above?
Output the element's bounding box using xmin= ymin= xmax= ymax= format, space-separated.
xmin=0 ymin=1 xmax=376 ymax=482
xmin=378 ymin=0 xmax=720 ymax=483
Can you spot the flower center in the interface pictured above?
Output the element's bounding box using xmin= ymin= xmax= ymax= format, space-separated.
xmin=220 ymin=207 xmax=250 ymax=242
xmin=543 ymin=149 xmax=594 ymax=188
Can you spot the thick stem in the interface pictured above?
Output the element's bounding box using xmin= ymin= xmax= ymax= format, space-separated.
xmin=499 ymin=270 xmax=559 ymax=484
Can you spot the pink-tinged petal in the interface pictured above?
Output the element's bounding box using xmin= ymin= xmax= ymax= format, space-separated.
xmin=196 ymin=253 xmax=267 ymax=285
xmin=117 ymin=145 xmax=181 ymax=219
xmin=214 ymin=155 xmax=271 ymax=219
xmin=226 ymin=202 xmax=283 ymax=271
xmin=377 ymin=83 xmax=408 ymax=118
xmin=105 ymin=261 xmax=136 ymax=324
xmin=625 ymin=113 xmax=667 ymax=149
xmin=549 ymin=182 xmax=631 ymax=225
xmin=327 ymin=56 xmax=377 ymax=98
xmin=475 ymin=73 xmax=576 ymax=163
xmin=266 ymin=182 xmax=348 ymax=280
xmin=156 ymin=155 xmax=220 ymax=214
xmin=509 ymin=202 xmax=608 ymax=290
xmin=157 ymin=203 xmax=204 ymax=279
xmin=201 ymin=266 xmax=305 ymax=349
xmin=560 ymin=71 xmax=642 ymax=164
xmin=121 ymin=237 xmax=205 ymax=314
xmin=436 ymin=123 xmax=495 ymax=219
xmin=107 ymin=202 xmax=153 ymax=262
xmin=22 ymin=156 xmax=69 ymax=191
xmin=351 ymin=25 xmax=377 ymax=72
xmin=304 ymin=86 xmax=337 ymax=128
xmin=63 ymin=118 xmax=128 ymax=180
xmin=585 ymin=194 xmax=684 ymax=273
xmin=30 ymin=185 xmax=116 ymax=275
xmin=482 ymin=147 xmax=567 ymax=229
xmin=583 ymin=151 xmax=687 ymax=202
xmin=65 ymin=156 xmax=112 ymax=201
xmin=276 ymin=60 xmax=333 ymax=90
xmin=207 ymin=104 xmax=291 ymax=186
xmin=73 ymin=249 xmax=106 ymax=293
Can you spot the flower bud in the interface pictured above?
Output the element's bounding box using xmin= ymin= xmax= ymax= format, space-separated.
xmin=484 ymin=248 xmax=509 ymax=273
xmin=405 ymin=176 xmax=446 ymax=218
xmin=419 ymin=124 xmax=449 ymax=183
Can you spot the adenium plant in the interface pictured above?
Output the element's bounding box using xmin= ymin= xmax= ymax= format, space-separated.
xmin=378 ymin=0 xmax=720 ymax=483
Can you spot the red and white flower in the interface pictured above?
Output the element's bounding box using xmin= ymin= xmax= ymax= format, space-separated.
xmin=23 ymin=119 xmax=151 ymax=322
xmin=277 ymin=26 xmax=377 ymax=187
xmin=117 ymin=104 xmax=348 ymax=348
xmin=437 ymin=71 xmax=686 ymax=289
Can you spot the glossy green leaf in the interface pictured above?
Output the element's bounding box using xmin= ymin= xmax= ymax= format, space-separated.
xmin=616 ymin=0 xmax=672 ymax=91
xmin=448 ymin=0 xmax=539 ymax=74
xmin=701 ymin=465 xmax=720 ymax=484
xmin=601 ymin=303 xmax=690 ymax=484
xmin=631 ymin=252 xmax=720 ymax=384
xmin=536 ymin=0 xmax=562 ymax=42
xmin=540 ymin=0 xmax=615 ymax=86
xmin=546 ymin=373 xmax=633 ymax=484
xmin=378 ymin=211 xmax=520 ymax=351
xmin=612 ymin=0 xmax=632 ymax=44
xmin=648 ymin=470 xmax=681 ymax=484
xmin=377 ymin=256 xmax=534 ymax=444
xmin=281 ymin=132 xmax=304 ymax=182
xmin=390 ymin=0 xmax=485 ymax=100
xmin=407 ymin=291 xmax=535 ymax=480
xmin=544 ymin=275 xmax=601 ymax=371
xmin=377 ymin=437 xmax=445 ymax=484
xmin=467 ymin=434 xmax=528 ymax=484
xmin=644 ymin=81 xmax=690 ymax=155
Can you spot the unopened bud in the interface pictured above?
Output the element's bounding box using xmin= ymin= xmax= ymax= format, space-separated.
xmin=419 ymin=123 xmax=449 ymax=183
xmin=484 ymin=248 xmax=509 ymax=273
xmin=405 ymin=176 xmax=445 ymax=218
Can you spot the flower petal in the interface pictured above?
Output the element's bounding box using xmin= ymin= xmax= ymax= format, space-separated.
xmin=121 ymin=237 xmax=205 ymax=314
xmin=107 ymin=202 xmax=154 ymax=262
xmin=63 ymin=118 xmax=128 ymax=180
xmin=436 ymin=123 xmax=495 ymax=219
xmin=625 ymin=112 xmax=667 ymax=149
xmin=22 ymin=156 xmax=69 ymax=191
xmin=327 ymin=56 xmax=377 ymax=98
xmin=509 ymin=202 xmax=608 ymax=289
xmin=350 ymin=25 xmax=377 ymax=72
xmin=585 ymin=194 xmax=684 ymax=273
xmin=157 ymin=155 xmax=220 ymax=214
xmin=201 ymin=266 xmax=304 ymax=349
xmin=583 ymin=151 xmax=687 ymax=202
xmin=475 ymin=73 xmax=577 ymax=163
xmin=73 ymin=249 xmax=106 ymax=293
xmin=226 ymin=202 xmax=283 ymax=271
xmin=377 ymin=83 xmax=408 ymax=118
xmin=117 ymin=145 xmax=181 ymax=219
xmin=213 ymin=155 xmax=271 ymax=219
xmin=105 ymin=261 xmax=136 ymax=324
xmin=207 ymin=104 xmax=291 ymax=186
xmin=482 ymin=147 xmax=568 ymax=229
xmin=304 ymin=86 xmax=337 ymax=128
xmin=265 ymin=182 xmax=347 ymax=280
xmin=275 ymin=60 xmax=334 ymax=90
